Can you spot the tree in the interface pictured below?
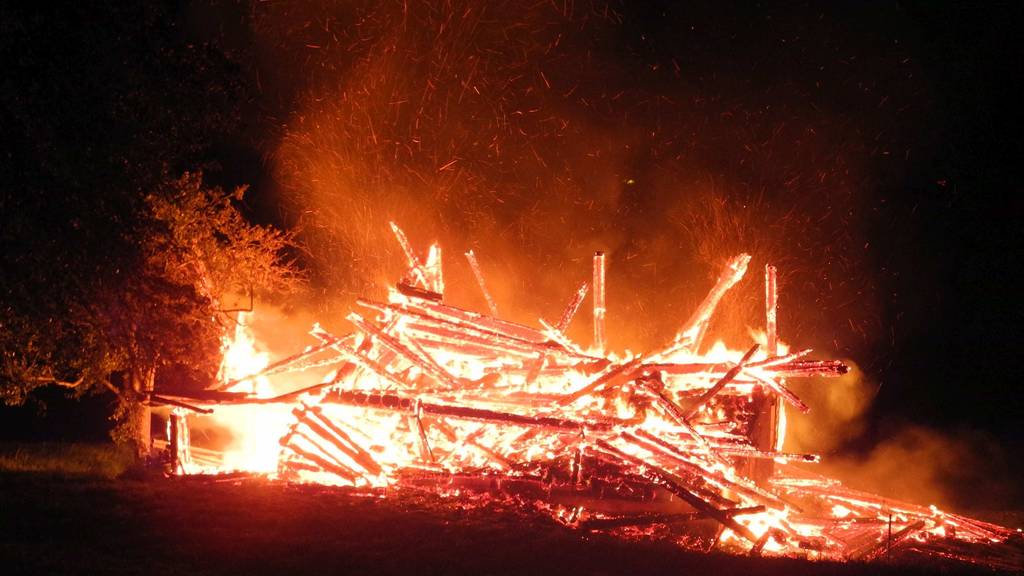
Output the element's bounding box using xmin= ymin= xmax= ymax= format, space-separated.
xmin=0 ymin=2 xmax=295 ymax=457
xmin=2 ymin=172 xmax=302 ymax=456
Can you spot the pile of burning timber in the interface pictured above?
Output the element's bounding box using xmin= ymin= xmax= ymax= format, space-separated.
xmin=154 ymin=224 xmax=1022 ymax=570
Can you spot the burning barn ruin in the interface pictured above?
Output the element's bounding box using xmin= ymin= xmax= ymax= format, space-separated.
xmin=151 ymin=223 xmax=1021 ymax=570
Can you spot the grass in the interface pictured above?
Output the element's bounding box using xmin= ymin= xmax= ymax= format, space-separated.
xmin=0 ymin=442 xmax=134 ymax=479
xmin=1 ymin=479 xmax=1014 ymax=575
xmin=0 ymin=444 xmax=1017 ymax=575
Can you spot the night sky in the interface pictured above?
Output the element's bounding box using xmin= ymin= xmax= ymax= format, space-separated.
xmin=1 ymin=2 xmax=1021 ymax=507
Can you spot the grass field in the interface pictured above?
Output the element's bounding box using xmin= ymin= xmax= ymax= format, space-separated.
xmin=0 ymin=442 xmax=133 ymax=478
xmin=0 ymin=444 xmax=1016 ymax=575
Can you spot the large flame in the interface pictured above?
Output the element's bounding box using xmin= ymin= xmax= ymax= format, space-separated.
xmin=200 ymin=313 xmax=293 ymax=473
xmin=154 ymin=235 xmax=1018 ymax=569
xmin=220 ymin=313 xmax=271 ymax=396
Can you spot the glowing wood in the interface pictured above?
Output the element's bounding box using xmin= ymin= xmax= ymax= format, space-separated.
xmin=465 ymin=249 xmax=498 ymax=316
xmin=592 ymin=251 xmax=606 ymax=352
xmin=155 ymin=227 xmax=1017 ymax=569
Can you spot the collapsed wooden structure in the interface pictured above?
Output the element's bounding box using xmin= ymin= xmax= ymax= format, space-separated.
xmin=154 ymin=224 xmax=1022 ymax=570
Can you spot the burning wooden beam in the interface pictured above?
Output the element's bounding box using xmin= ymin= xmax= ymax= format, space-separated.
xmin=592 ymin=251 xmax=606 ymax=352
xmin=321 ymin=388 xmax=617 ymax=433
xmin=683 ymin=344 xmax=760 ymax=420
xmin=465 ymin=249 xmax=498 ymax=316
xmin=557 ymin=281 xmax=589 ymax=334
xmin=765 ymin=264 xmax=778 ymax=356
xmin=390 ymin=221 xmax=429 ymax=289
xmin=665 ymin=253 xmax=751 ymax=357
xmin=594 ymin=439 xmax=760 ymax=544
xmin=748 ymin=263 xmax=781 ymax=482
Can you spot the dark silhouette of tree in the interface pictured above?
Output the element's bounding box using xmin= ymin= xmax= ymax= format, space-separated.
xmin=0 ymin=2 xmax=299 ymax=456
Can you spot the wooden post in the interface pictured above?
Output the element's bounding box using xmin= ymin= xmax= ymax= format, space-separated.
xmin=765 ymin=265 xmax=778 ymax=355
xmin=748 ymin=264 xmax=779 ymax=483
xmin=167 ymin=410 xmax=193 ymax=474
xmin=592 ymin=251 xmax=606 ymax=352
xmin=169 ymin=411 xmax=181 ymax=473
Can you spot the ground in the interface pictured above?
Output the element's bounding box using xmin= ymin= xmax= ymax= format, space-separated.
xmin=0 ymin=444 xmax=1016 ymax=575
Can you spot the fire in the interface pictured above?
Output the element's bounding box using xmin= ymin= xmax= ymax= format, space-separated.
xmin=220 ymin=313 xmax=271 ymax=397
xmin=832 ymin=504 xmax=853 ymax=519
xmin=195 ymin=313 xmax=293 ymax=473
xmin=152 ymin=224 xmax=1021 ymax=571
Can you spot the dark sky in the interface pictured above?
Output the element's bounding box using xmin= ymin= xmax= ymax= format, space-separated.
xmin=2 ymin=1 xmax=1021 ymax=506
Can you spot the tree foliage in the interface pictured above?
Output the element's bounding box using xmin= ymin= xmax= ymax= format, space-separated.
xmin=1 ymin=171 xmax=302 ymax=417
xmin=146 ymin=174 xmax=303 ymax=308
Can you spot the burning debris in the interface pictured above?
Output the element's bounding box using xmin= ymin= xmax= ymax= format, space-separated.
xmin=152 ymin=224 xmax=1021 ymax=570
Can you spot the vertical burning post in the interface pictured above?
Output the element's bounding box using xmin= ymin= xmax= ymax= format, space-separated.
xmin=765 ymin=265 xmax=778 ymax=356
xmin=592 ymin=251 xmax=606 ymax=352
xmin=750 ymin=264 xmax=781 ymax=481
xmin=168 ymin=410 xmax=192 ymax=475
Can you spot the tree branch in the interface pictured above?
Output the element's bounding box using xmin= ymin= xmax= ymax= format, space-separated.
xmin=29 ymin=374 xmax=84 ymax=388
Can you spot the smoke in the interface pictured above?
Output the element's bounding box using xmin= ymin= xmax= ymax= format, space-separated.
xmin=785 ymin=363 xmax=1019 ymax=511
xmin=818 ymin=425 xmax=1016 ymax=511
xmin=221 ymin=0 xmax=928 ymax=357
xmin=784 ymin=359 xmax=875 ymax=454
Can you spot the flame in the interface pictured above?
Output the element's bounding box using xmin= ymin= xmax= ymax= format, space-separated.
xmin=153 ymin=237 xmax=1017 ymax=568
xmin=184 ymin=307 xmax=853 ymax=557
xmin=831 ymin=504 xmax=853 ymax=518
xmin=198 ymin=313 xmax=293 ymax=473
xmin=220 ymin=313 xmax=272 ymax=397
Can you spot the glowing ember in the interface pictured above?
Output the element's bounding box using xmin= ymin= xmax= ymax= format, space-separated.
xmin=152 ymin=224 xmax=1022 ymax=570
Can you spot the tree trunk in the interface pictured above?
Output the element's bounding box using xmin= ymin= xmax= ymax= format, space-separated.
xmin=127 ymin=365 xmax=155 ymax=460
